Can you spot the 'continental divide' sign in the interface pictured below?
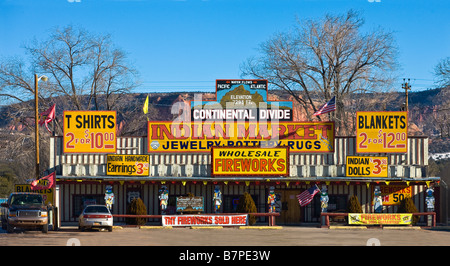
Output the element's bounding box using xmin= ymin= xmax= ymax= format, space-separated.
xmin=148 ymin=121 xmax=334 ymax=153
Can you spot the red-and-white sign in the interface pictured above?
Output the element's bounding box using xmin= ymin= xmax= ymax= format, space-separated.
xmin=162 ymin=214 xmax=248 ymax=227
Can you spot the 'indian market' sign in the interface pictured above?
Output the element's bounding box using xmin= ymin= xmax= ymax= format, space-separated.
xmin=63 ymin=111 xmax=117 ymax=153
xmin=212 ymin=147 xmax=289 ymax=177
xmin=148 ymin=79 xmax=335 ymax=153
xmin=356 ymin=111 xmax=407 ymax=153
xmin=162 ymin=214 xmax=248 ymax=227
xmin=148 ymin=121 xmax=334 ymax=153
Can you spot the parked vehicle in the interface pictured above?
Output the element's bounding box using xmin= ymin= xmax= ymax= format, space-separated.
xmin=78 ymin=205 xmax=113 ymax=232
xmin=1 ymin=192 xmax=49 ymax=233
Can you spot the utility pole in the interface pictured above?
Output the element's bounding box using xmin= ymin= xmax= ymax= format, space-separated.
xmin=34 ymin=74 xmax=48 ymax=180
xmin=35 ymin=74 xmax=40 ymax=180
xmin=401 ymin=78 xmax=411 ymax=111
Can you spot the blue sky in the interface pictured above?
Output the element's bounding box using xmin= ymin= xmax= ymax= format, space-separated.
xmin=1 ymin=0 xmax=449 ymax=93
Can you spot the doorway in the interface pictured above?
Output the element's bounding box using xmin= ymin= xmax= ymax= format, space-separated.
xmin=275 ymin=189 xmax=302 ymax=225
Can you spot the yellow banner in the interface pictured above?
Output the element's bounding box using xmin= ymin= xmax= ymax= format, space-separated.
xmin=348 ymin=213 xmax=412 ymax=225
xmin=212 ymin=147 xmax=288 ymax=176
xmin=148 ymin=121 xmax=334 ymax=153
xmin=14 ymin=184 xmax=53 ymax=206
xmin=63 ymin=111 xmax=117 ymax=153
xmin=376 ymin=185 xmax=412 ymax=206
xmin=346 ymin=156 xmax=388 ymax=177
xmin=106 ymin=155 xmax=149 ymax=176
xmin=356 ymin=111 xmax=407 ymax=153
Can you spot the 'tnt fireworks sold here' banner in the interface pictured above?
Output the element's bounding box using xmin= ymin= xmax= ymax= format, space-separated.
xmin=162 ymin=214 xmax=248 ymax=227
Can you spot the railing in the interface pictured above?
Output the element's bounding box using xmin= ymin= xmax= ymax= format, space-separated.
xmin=320 ymin=212 xmax=436 ymax=228
xmin=113 ymin=212 xmax=281 ymax=226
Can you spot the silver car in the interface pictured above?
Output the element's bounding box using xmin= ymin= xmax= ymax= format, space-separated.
xmin=78 ymin=205 xmax=113 ymax=232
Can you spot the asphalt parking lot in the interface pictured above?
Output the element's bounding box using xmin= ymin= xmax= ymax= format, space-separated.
xmin=1 ymin=225 xmax=450 ymax=246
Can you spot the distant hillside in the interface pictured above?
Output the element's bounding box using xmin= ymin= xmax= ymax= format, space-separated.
xmin=0 ymin=87 xmax=449 ymax=153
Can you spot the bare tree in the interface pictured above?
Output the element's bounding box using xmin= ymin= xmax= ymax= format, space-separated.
xmin=241 ymin=10 xmax=398 ymax=135
xmin=435 ymin=57 xmax=450 ymax=87
xmin=0 ymin=25 xmax=140 ymax=182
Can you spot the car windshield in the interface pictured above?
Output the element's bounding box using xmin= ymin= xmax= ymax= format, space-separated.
xmin=10 ymin=194 xmax=43 ymax=206
xmin=84 ymin=206 xmax=109 ymax=213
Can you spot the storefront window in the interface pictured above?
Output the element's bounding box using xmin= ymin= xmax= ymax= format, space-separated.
xmin=73 ymin=195 xmax=104 ymax=217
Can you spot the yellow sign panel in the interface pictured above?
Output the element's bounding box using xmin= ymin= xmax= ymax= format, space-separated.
xmin=212 ymin=147 xmax=289 ymax=177
xmin=376 ymin=185 xmax=412 ymax=206
xmin=148 ymin=121 xmax=334 ymax=153
xmin=14 ymin=184 xmax=53 ymax=206
xmin=63 ymin=111 xmax=116 ymax=153
xmin=348 ymin=213 xmax=412 ymax=225
xmin=356 ymin=111 xmax=407 ymax=153
xmin=346 ymin=156 xmax=388 ymax=177
xmin=107 ymin=155 xmax=149 ymax=176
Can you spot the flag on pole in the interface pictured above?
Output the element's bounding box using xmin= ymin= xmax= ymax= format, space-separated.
xmin=38 ymin=104 xmax=55 ymax=133
xmin=313 ymin=96 xmax=336 ymax=116
xmin=31 ymin=171 xmax=56 ymax=190
xmin=143 ymin=95 xmax=149 ymax=120
xmin=296 ymin=185 xmax=320 ymax=207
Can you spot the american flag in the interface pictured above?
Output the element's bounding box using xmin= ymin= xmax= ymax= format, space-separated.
xmin=296 ymin=185 xmax=320 ymax=207
xmin=313 ymin=96 xmax=336 ymax=116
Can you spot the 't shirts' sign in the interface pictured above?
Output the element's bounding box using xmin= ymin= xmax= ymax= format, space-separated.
xmin=63 ymin=111 xmax=116 ymax=153
xmin=356 ymin=111 xmax=407 ymax=153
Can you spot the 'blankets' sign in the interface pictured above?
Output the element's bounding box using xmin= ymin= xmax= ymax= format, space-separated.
xmin=162 ymin=214 xmax=248 ymax=227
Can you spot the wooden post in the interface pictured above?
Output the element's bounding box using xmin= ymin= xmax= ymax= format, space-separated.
xmin=35 ymin=74 xmax=40 ymax=180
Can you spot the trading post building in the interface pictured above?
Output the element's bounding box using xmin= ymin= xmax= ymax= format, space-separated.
xmin=48 ymin=79 xmax=443 ymax=227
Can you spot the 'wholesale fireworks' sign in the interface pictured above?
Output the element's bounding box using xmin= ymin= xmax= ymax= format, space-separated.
xmin=212 ymin=147 xmax=289 ymax=177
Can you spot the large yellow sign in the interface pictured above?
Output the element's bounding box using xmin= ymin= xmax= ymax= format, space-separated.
xmin=63 ymin=111 xmax=116 ymax=153
xmin=212 ymin=147 xmax=289 ymax=177
xmin=348 ymin=213 xmax=412 ymax=225
xmin=377 ymin=185 xmax=412 ymax=206
xmin=356 ymin=111 xmax=407 ymax=153
xmin=106 ymin=155 xmax=149 ymax=176
xmin=14 ymin=184 xmax=53 ymax=205
xmin=346 ymin=156 xmax=388 ymax=177
xmin=148 ymin=121 xmax=334 ymax=153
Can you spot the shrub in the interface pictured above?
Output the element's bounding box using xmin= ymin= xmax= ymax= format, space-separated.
xmin=347 ymin=195 xmax=363 ymax=213
xmin=236 ymin=192 xmax=257 ymax=225
xmin=126 ymin=198 xmax=148 ymax=226
xmin=397 ymin=197 xmax=419 ymax=225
